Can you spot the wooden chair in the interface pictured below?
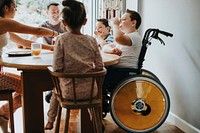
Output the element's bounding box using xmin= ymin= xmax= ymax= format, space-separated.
xmin=47 ymin=67 xmax=107 ymax=133
xmin=0 ymin=90 xmax=15 ymax=133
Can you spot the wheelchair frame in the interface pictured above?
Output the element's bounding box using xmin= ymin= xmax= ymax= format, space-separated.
xmin=102 ymin=28 xmax=173 ymax=133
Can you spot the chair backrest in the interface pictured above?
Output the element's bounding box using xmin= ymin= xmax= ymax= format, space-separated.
xmin=47 ymin=67 xmax=107 ymax=104
xmin=0 ymin=90 xmax=14 ymax=100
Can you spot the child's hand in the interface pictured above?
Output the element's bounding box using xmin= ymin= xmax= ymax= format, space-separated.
xmin=112 ymin=48 xmax=122 ymax=56
xmin=112 ymin=17 xmax=120 ymax=26
xmin=94 ymin=30 xmax=100 ymax=38
xmin=94 ymin=30 xmax=104 ymax=39
xmin=94 ymin=30 xmax=98 ymax=36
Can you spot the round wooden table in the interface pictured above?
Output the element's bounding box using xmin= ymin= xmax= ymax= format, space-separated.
xmin=1 ymin=50 xmax=119 ymax=69
xmin=0 ymin=49 xmax=119 ymax=133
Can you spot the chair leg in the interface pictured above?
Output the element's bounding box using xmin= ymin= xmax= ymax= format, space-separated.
xmin=90 ymin=107 xmax=101 ymax=133
xmin=94 ymin=107 xmax=102 ymax=133
xmin=55 ymin=105 xmax=62 ymax=133
xmin=9 ymin=94 xmax=15 ymax=133
xmin=64 ymin=109 xmax=70 ymax=133
xmin=89 ymin=108 xmax=97 ymax=133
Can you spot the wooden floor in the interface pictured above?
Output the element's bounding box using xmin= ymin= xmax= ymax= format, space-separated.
xmin=0 ymin=95 xmax=184 ymax=133
xmin=45 ymin=109 xmax=184 ymax=133
xmin=0 ymin=68 xmax=184 ymax=133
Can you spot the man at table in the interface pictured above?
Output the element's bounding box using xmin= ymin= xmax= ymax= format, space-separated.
xmin=30 ymin=2 xmax=67 ymax=45
xmin=30 ymin=2 xmax=67 ymax=103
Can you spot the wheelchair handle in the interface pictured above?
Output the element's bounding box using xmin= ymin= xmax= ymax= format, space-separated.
xmin=139 ymin=28 xmax=173 ymax=70
xmin=158 ymin=29 xmax=173 ymax=37
xmin=142 ymin=28 xmax=173 ymax=46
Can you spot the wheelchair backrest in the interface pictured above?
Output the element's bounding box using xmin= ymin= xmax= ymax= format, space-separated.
xmin=137 ymin=43 xmax=147 ymax=73
xmin=136 ymin=28 xmax=173 ymax=74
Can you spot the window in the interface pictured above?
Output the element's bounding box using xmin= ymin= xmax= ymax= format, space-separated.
xmin=79 ymin=0 xmax=98 ymax=35
xmin=98 ymin=0 xmax=126 ymax=19
xmin=15 ymin=0 xmax=63 ymax=25
xmin=14 ymin=0 xmax=137 ymax=36
xmin=14 ymin=0 xmax=98 ymax=36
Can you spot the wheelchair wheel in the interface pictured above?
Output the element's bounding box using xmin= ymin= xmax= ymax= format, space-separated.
xmin=141 ymin=69 xmax=160 ymax=82
xmin=110 ymin=75 xmax=170 ymax=133
xmin=102 ymin=94 xmax=111 ymax=118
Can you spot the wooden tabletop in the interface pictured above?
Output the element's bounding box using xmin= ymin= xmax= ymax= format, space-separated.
xmin=0 ymin=49 xmax=120 ymax=69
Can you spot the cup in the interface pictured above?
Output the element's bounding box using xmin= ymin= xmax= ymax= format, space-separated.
xmin=31 ymin=43 xmax=41 ymax=56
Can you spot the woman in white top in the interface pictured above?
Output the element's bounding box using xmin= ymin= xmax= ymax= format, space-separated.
xmin=0 ymin=0 xmax=58 ymax=132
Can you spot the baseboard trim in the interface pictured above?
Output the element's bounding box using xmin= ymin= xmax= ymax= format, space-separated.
xmin=167 ymin=112 xmax=200 ymax=133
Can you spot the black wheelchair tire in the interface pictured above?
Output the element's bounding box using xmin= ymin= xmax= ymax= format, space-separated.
xmin=141 ymin=69 xmax=161 ymax=83
xmin=110 ymin=75 xmax=170 ymax=133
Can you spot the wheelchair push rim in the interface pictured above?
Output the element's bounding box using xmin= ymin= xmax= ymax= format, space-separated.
xmin=110 ymin=75 xmax=170 ymax=133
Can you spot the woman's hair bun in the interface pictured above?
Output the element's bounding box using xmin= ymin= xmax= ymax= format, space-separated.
xmin=62 ymin=0 xmax=74 ymax=6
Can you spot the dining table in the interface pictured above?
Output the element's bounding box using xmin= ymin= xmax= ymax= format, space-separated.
xmin=0 ymin=48 xmax=120 ymax=133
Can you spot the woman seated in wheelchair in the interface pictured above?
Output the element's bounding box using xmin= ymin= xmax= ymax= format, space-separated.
xmin=102 ymin=9 xmax=142 ymax=95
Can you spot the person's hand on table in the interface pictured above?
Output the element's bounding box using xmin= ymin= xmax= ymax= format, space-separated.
xmin=112 ymin=47 xmax=122 ymax=56
xmin=16 ymin=43 xmax=28 ymax=49
xmin=102 ymin=43 xmax=122 ymax=56
xmin=48 ymin=45 xmax=54 ymax=51
xmin=42 ymin=44 xmax=54 ymax=51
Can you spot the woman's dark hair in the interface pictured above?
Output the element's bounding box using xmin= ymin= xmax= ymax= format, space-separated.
xmin=61 ymin=0 xmax=86 ymax=29
xmin=97 ymin=18 xmax=109 ymax=27
xmin=126 ymin=9 xmax=141 ymax=29
xmin=0 ymin=0 xmax=12 ymax=17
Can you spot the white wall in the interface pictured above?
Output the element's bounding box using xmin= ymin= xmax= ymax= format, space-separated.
xmin=126 ymin=0 xmax=138 ymax=11
xmin=127 ymin=0 xmax=200 ymax=132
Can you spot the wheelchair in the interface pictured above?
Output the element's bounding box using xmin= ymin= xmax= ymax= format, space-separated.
xmin=102 ymin=28 xmax=173 ymax=133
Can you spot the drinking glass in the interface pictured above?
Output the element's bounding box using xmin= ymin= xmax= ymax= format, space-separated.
xmin=31 ymin=43 xmax=41 ymax=56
